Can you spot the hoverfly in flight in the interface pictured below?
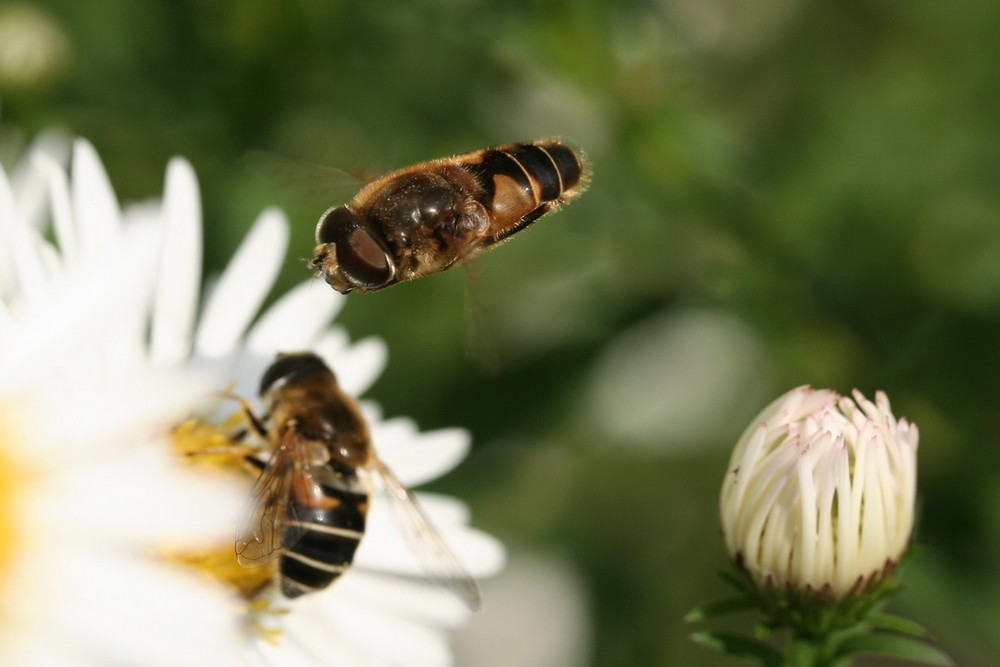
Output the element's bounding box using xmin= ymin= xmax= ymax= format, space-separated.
xmin=310 ymin=140 xmax=588 ymax=293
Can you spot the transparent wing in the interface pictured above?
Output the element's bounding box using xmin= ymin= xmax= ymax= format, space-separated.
xmin=236 ymin=428 xmax=309 ymax=567
xmin=372 ymin=457 xmax=482 ymax=611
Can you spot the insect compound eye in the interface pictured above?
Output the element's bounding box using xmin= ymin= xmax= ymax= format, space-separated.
xmin=315 ymin=206 xmax=357 ymax=244
xmin=315 ymin=205 xmax=395 ymax=291
xmin=335 ymin=226 xmax=395 ymax=290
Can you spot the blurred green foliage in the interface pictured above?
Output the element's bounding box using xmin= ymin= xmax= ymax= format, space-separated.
xmin=4 ymin=0 xmax=1000 ymax=664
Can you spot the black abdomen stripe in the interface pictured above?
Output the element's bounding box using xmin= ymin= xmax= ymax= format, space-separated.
xmin=538 ymin=143 xmax=582 ymax=193
xmin=279 ymin=474 xmax=368 ymax=599
xmin=505 ymin=144 xmax=562 ymax=201
xmin=473 ymin=149 xmax=533 ymax=202
xmin=280 ymin=549 xmax=349 ymax=594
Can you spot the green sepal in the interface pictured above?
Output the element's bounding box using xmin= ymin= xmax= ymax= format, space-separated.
xmin=684 ymin=596 xmax=757 ymax=622
xmin=690 ymin=631 xmax=785 ymax=667
xmin=833 ymin=632 xmax=954 ymax=666
xmin=719 ymin=568 xmax=754 ymax=594
xmin=866 ymin=611 xmax=932 ymax=638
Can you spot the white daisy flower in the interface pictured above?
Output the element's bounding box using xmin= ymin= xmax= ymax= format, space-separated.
xmin=3 ymin=135 xmax=505 ymax=666
xmin=719 ymin=385 xmax=919 ymax=598
xmin=0 ymin=138 xmax=244 ymax=666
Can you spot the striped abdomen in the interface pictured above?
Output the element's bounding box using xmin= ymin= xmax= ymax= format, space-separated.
xmin=463 ymin=141 xmax=586 ymax=245
xmin=279 ymin=466 xmax=369 ymax=598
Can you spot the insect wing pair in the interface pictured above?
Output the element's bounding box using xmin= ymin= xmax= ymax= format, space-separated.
xmin=236 ymin=421 xmax=480 ymax=610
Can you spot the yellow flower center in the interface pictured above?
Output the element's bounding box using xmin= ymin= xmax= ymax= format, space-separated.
xmin=165 ymin=416 xmax=276 ymax=601
xmin=0 ymin=418 xmax=20 ymax=607
xmin=0 ymin=408 xmax=37 ymax=631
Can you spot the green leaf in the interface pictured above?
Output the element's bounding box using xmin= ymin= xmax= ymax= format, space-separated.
xmin=685 ymin=596 xmax=757 ymax=622
xmin=835 ymin=632 xmax=954 ymax=665
xmin=866 ymin=611 xmax=932 ymax=638
xmin=690 ymin=631 xmax=785 ymax=667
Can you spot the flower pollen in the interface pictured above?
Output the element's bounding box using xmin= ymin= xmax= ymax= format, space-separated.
xmin=165 ymin=414 xmax=276 ymax=602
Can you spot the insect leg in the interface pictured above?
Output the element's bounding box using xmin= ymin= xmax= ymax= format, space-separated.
xmin=183 ymin=393 xmax=270 ymax=471
xmin=218 ymin=391 xmax=269 ymax=438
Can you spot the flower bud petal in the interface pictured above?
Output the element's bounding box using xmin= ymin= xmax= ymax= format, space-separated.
xmin=720 ymin=386 xmax=918 ymax=597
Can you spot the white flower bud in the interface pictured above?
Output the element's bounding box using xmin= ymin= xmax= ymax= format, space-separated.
xmin=720 ymin=386 xmax=918 ymax=598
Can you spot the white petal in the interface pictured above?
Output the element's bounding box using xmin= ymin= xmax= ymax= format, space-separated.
xmin=0 ymin=297 xmax=10 ymax=339
xmin=412 ymin=493 xmax=473 ymax=526
xmin=34 ymin=153 xmax=77 ymax=268
xmin=253 ymin=637 xmax=340 ymax=667
xmin=315 ymin=331 xmax=388 ymax=397
xmin=0 ymin=223 xmax=160 ymax=386
xmin=0 ymin=164 xmax=48 ymax=301
xmin=258 ymin=599 xmax=371 ymax=667
xmin=97 ymin=218 xmax=162 ymax=376
xmin=313 ymin=594 xmax=454 ymax=667
xmin=10 ymin=137 xmax=64 ymax=232
xmin=453 ymin=553 xmax=592 ymax=667
xmin=337 ymin=570 xmax=471 ymax=628
xmin=0 ymin=643 xmax=82 ymax=667
xmin=150 ymin=157 xmax=203 ymax=365
xmin=34 ymin=444 xmax=244 ymax=546
xmin=55 ymin=554 xmax=241 ymax=667
xmin=225 ymin=352 xmax=273 ymax=404
xmin=71 ymin=139 xmax=122 ymax=264
xmin=374 ymin=421 xmax=471 ymax=486
xmin=195 ymin=208 xmax=288 ymax=358
xmin=357 ymin=493 xmax=506 ymax=579
xmin=245 ymin=279 xmax=345 ymax=355
xmin=3 ymin=545 xmax=240 ymax=667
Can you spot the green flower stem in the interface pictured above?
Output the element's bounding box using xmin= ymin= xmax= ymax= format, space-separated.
xmin=787 ymin=629 xmax=853 ymax=667
xmin=788 ymin=637 xmax=823 ymax=667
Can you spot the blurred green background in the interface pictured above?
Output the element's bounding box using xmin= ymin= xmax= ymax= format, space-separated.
xmin=3 ymin=0 xmax=999 ymax=664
